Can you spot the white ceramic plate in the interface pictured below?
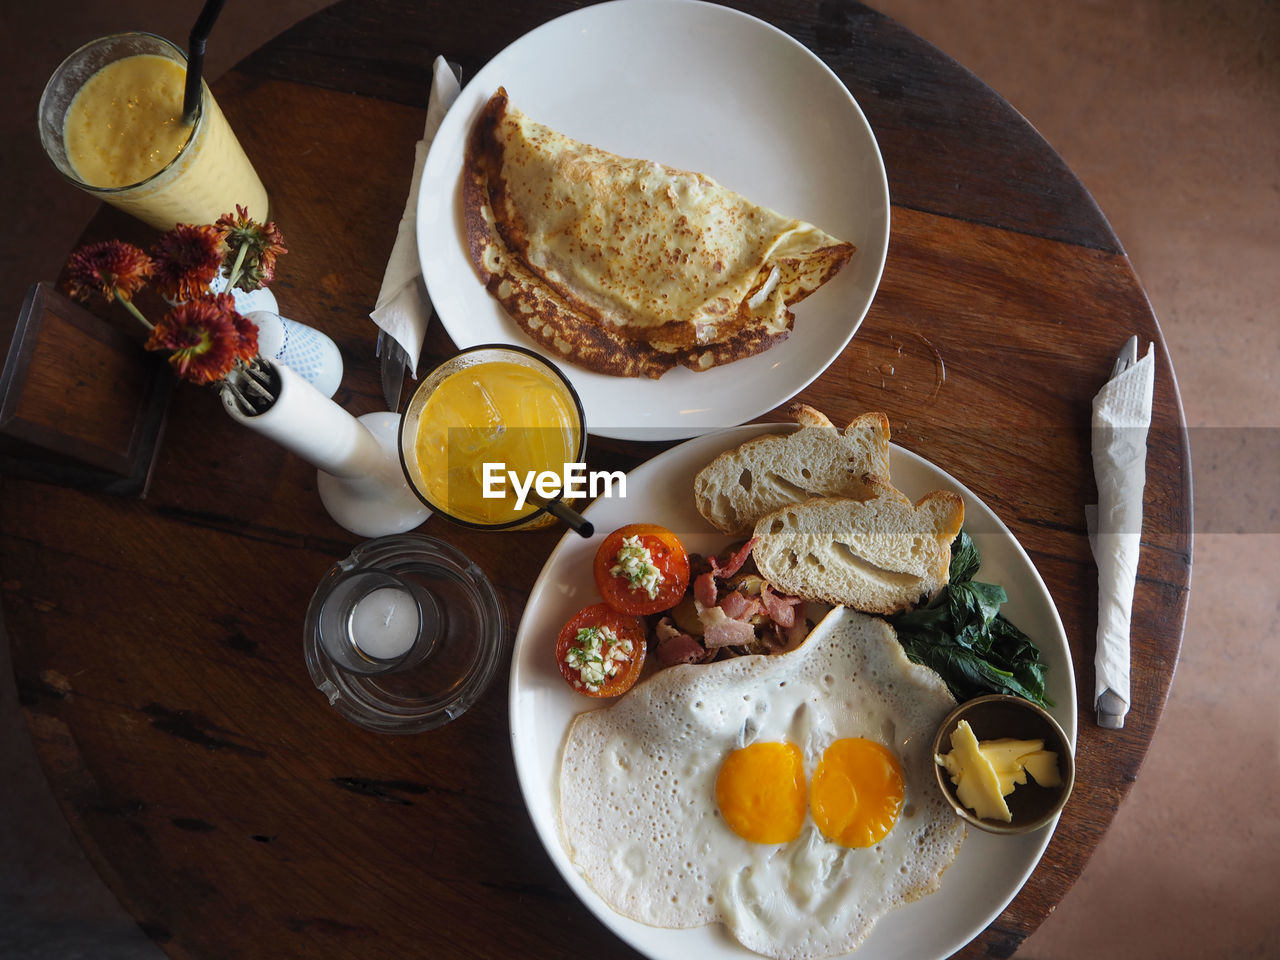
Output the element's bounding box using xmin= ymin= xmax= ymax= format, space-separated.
xmin=509 ymin=424 xmax=1078 ymax=960
xmin=418 ymin=0 xmax=890 ymax=441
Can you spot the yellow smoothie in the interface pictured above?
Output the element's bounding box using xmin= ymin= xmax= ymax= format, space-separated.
xmin=61 ymin=53 xmax=268 ymax=229
xmin=412 ymin=361 xmax=580 ymax=526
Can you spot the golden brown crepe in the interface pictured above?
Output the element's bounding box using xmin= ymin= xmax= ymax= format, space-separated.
xmin=462 ymin=89 xmax=855 ymax=379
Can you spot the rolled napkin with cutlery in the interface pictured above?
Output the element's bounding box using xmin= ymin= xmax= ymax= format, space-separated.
xmin=370 ymin=56 xmax=462 ymax=379
xmin=1087 ymin=336 xmax=1155 ymax=729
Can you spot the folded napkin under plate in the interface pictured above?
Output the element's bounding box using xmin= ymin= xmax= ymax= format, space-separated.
xmin=370 ymin=57 xmax=462 ymax=380
xmin=1087 ymin=335 xmax=1155 ymax=730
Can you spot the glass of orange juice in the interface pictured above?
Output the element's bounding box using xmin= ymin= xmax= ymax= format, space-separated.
xmin=38 ymin=32 xmax=269 ymax=231
xmin=399 ymin=345 xmax=592 ymax=534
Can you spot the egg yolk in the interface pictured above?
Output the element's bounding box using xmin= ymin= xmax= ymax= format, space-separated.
xmin=810 ymin=738 xmax=904 ymax=848
xmin=716 ymin=741 xmax=806 ymax=845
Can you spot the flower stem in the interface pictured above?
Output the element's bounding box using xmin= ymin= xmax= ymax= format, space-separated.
xmin=115 ymin=291 xmax=153 ymax=330
xmin=224 ymin=241 xmax=250 ymax=290
xmin=221 ymin=358 xmax=278 ymax=416
xmin=221 ymin=380 xmax=254 ymax=416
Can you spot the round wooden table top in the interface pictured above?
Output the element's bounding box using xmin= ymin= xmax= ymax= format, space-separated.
xmin=3 ymin=2 xmax=1191 ymax=958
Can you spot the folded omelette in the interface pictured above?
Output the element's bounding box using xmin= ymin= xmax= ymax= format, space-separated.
xmin=462 ymin=89 xmax=855 ymax=379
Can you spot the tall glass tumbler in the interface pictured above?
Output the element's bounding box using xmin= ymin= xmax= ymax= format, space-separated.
xmin=38 ymin=32 xmax=269 ymax=230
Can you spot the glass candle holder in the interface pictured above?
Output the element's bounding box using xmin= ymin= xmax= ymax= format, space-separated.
xmin=304 ymin=534 xmax=505 ymax=733
xmin=311 ymin=568 xmax=437 ymax=675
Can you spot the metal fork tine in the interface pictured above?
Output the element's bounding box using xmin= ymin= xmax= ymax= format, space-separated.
xmin=1111 ymin=334 xmax=1139 ymax=379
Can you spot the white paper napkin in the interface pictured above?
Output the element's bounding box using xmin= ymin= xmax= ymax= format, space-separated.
xmin=369 ymin=56 xmax=461 ymax=374
xmin=1086 ymin=341 xmax=1155 ymax=729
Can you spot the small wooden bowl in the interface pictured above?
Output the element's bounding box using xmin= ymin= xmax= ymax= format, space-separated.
xmin=932 ymin=694 xmax=1075 ymax=835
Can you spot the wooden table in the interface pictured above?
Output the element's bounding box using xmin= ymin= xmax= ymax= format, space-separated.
xmin=3 ymin=2 xmax=1191 ymax=958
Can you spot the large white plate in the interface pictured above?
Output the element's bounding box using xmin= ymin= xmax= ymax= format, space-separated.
xmin=510 ymin=424 xmax=1078 ymax=960
xmin=418 ymin=0 xmax=890 ymax=442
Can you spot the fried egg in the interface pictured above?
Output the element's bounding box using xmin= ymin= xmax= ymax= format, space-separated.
xmin=717 ymin=741 xmax=807 ymax=845
xmin=557 ymin=607 xmax=965 ymax=960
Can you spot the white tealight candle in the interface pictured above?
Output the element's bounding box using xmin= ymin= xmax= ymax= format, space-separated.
xmin=349 ymin=586 xmax=420 ymax=661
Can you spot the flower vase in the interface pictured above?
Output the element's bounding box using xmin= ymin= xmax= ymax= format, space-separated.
xmin=210 ymin=273 xmax=344 ymax=398
xmin=222 ymin=359 xmax=430 ymax=537
xmin=210 ymin=271 xmax=278 ymax=315
xmin=244 ymin=310 xmax=344 ymax=398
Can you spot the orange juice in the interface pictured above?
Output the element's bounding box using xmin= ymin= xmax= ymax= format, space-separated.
xmin=411 ymin=361 xmax=580 ymax=525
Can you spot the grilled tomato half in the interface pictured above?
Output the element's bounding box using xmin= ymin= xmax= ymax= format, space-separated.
xmin=555 ymin=603 xmax=647 ymax=698
xmin=593 ymin=523 xmax=691 ymax=616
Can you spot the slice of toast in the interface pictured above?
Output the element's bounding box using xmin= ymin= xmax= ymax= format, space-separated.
xmin=693 ymin=404 xmax=892 ymax=535
xmin=751 ymin=481 xmax=964 ymax=614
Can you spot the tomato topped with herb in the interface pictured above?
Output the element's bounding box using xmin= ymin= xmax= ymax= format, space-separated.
xmin=593 ymin=523 xmax=691 ymax=616
xmin=555 ymin=603 xmax=647 ymax=698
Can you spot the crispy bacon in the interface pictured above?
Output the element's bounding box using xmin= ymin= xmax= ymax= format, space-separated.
xmin=699 ymin=605 xmax=758 ymax=648
xmin=723 ymin=591 xmax=767 ymax=623
xmin=761 ymin=582 xmax=803 ymax=629
xmin=717 ymin=589 xmax=750 ymax=619
xmin=655 ymin=632 xmax=711 ymax=666
xmin=653 ymin=619 xmax=714 ymax=666
xmin=709 ymin=538 xmax=756 ymax=579
xmin=693 ymin=571 xmax=718 ymax=608
xmin=646 ymin=539 xmax=811 ymax=672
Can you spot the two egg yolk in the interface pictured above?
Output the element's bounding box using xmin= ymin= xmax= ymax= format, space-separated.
xmin=715 ymin=739 xmax=905 ymax=848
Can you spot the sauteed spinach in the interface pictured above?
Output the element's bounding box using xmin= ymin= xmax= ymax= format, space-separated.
xmin=889 ymin=531 xmax=1051 ymax=707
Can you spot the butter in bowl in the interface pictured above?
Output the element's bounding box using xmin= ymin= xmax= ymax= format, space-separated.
xmin=932 ymin=694 xmax=1075 ymax=834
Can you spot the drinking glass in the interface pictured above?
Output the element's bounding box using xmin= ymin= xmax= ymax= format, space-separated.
xmin=38 ymin=32 xmax=268 ymax=230
xmin=398 ymin=344 xmax=593 ymax=535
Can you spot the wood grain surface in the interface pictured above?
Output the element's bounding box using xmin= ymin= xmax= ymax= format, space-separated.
xmin=2 ymin=2 xmax=1191 ymax=959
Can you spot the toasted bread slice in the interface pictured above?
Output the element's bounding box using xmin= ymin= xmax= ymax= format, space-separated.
xmin=693 ymin=405 xmax=892 ymax=534
xmin=751 ymin=481 xmax=964 ymax=614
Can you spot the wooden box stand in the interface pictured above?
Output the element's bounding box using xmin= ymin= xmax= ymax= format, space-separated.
xmin=0 ymin=282 xmax=171 ymax=497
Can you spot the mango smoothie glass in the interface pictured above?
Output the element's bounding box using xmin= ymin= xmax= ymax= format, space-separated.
xmin=399 ymin=345 xmax=589 ymax=532
xmin=38 ymin=32 xmax=268 ymax=231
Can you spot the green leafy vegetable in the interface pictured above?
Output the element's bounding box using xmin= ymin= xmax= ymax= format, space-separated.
xmin=889 ymin=530 xmax=1052 ymax=707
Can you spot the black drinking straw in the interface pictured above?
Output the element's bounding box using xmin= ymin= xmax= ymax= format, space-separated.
xmin=546 ymin=500 xmax=594 ymax=539
xmin=182 ymin=0 xmax=227 ymax=124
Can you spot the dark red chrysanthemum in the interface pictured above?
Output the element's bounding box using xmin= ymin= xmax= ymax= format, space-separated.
xmin=64 ymin=240 xmax=153 ymax=303
xmin=214 ymin=292 xmax=260 ymax=364
xmin=215 ymin=204 xmax=288 ymax=291
xmin=150 ymin=223 xmax=224 ymax=302
xmin=147 ymin=294 xmax=245 ymax=384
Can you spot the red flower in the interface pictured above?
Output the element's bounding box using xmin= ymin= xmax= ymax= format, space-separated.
xmin=215 ymin=205 xmax=288 ymax=291
xmin=150 ymin=223 xmax=224 ymax=302
xmin=64 ymin=240 xmax=153 ymax=303
xmin=62 ymin=217 xmax=283 ymax=410
xmin=147 ymin=294 xmax=254 ymax=385
xmin=217 ymin=292 xmax=260 ymax=364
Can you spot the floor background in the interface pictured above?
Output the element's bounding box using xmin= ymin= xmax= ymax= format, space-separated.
xmin=2 ymin=1 xmax=1277 ymax=958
